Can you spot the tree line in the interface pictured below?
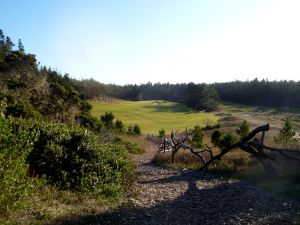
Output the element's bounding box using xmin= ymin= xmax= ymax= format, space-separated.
xmin=74 ymin=78 xmax=300 ymax=111
xmin=75 ymin=81 xmax=220 ymax=111
xmin=213 ymin=79 xmax=300 ymax=108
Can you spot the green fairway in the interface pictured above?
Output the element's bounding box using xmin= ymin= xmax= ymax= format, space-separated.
xmin=91 ymin=100 xmax=218 ymax=134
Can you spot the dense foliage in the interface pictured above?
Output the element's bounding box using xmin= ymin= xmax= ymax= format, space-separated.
xmin=76 ymin=81 xmax=220 ymax=111
xmin=75 ymin=78 xmax=300 ymax=110
xmin=0 ymin=29 xmax=134 ymax=214
xmin=0 ymin=117 xmax=39 ymax=212
xmin=211 ymin=130 xmax=238 ymax=148
xmin=213 ymin=79 xmax=300 ymax=108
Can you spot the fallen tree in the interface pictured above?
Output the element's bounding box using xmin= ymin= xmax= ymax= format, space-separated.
xmin=158 ymin=124 xmax=300 ymax=175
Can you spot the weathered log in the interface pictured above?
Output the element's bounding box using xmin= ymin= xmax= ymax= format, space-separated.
xmin=159 ymin=123 xmax=300 ymax=176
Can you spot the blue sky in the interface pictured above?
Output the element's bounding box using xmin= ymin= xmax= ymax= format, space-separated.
xmin=1 ymin=0 xmax=300 ymax=84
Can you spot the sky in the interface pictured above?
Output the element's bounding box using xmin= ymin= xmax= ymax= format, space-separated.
xmin=1 ymin=0 xmax=300 ymax=84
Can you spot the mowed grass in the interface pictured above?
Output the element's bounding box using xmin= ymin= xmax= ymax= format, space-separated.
xmin=91 ymin=100 xmax=218 ymax=134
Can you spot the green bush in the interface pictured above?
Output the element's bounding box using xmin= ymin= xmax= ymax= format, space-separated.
xmin=24 ymin=120 xmax=133 ymax=196
xmin=0 ymin=117 xmax=40 ymax=213
xmin=0 ymin=117 xmax=133 ymax=207
xmin=77 ymin=112 xmax=101 ymax=132
xmin=219 ymin=133 xmax=238 ymax=148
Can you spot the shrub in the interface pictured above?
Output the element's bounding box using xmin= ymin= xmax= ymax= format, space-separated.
xmin=133 ymin=124 xmax=141 ymax=135
xmin=158 ymin=129 xmax=166 ymax=138
xmin=100 ymin=112 xmax=115 ymax=128
xmin=127 ymin=125 xmax=134 ymax=135
xmin=127 ymin=124 xmax=141 ymax=136
xmin=191 ymin=125 xmax=203 ymax=148
xmin=274 ymin=118 xmax=295 ymax=145
xmin=219 ymin=133 xmax=238 ymax=148
xmin=0 ymin=117 xmax=133 ymax=204
xmin=211 ymin=130 xmax=221 ymax=146
xmin=203 ymin=123 xmax=221 ymax=130
xmin=236 ymin=120 xmax=249 ymax=138
xmin=25 ymin=121 xmax=133 ymax=196
xmin=0 ymin=117 xmax=40 ymax=213
xmin=77 ymin=112 xmax=101 ymax=132
xmin=115 ymin=119 xmax=125 ymax=133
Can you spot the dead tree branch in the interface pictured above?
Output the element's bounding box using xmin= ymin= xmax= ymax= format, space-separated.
xmin=158 ymin=124 xmax=300 ymax=175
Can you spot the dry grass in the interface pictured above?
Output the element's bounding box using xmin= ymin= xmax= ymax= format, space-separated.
xmin=152 ymin=146 xmax=251 ymax=173
xmin=119 ymin=134 xmax=149 ymax=153
xmin=1 ymin=184 xmax=135 ymax=224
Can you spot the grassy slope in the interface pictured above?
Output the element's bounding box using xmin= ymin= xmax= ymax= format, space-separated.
xmin=91 ymin=100 xmax=218 ymax=134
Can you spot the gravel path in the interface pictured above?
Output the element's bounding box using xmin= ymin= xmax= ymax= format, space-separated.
xmin=61 ymin=139 xmax=300 ymax=225
xmin=99 ymin=141 xmax=300 ymax=225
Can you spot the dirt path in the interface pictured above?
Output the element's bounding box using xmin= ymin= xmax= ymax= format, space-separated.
xmin=60 ymin=139 xmax=300 ymax=225
xmin=96 ymin=140 xmax=299 ymax=225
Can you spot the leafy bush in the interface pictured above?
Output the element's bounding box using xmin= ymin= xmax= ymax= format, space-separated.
xmin=24 ymin=120 xmax=133 ymax=196
xmin=77 ymin=112 xmax=101 ymax=132
xmin=0 ymin=117 xmax=40 ymax=213
xmin=0 ymin=92 xmax=41 ymax=119
xmin=0 ymin=118 xmax=133 ymax=203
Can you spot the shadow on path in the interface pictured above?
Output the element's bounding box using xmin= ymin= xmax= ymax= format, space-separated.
xmin=50 ymin=164 xmax=300 ymax=225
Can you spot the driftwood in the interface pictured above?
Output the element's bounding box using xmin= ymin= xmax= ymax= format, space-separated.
xmin=158 ymin=129 xmax=214 ymax=165
xmin=158 ymin=124 xmax=300 ymax=175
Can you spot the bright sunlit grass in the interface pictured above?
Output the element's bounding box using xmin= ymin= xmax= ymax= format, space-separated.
xmin=91 ymin=100 xmax=218 ymax=134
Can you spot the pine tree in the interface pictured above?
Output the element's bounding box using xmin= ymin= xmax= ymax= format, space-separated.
xmin=274 ymin=118 xmax=295 ymax=144
xmin=236 ymin=120 xmax=249 ymax=138
xmin=191 ymin=125 xmax=203 ymax=148
xmin=0 ymin=29 xmax=5 ymax=48
xmin=4 ymin=36 xmax=14 ymax=52
xmin=18 ymin=38 xmax=25 ymax=52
